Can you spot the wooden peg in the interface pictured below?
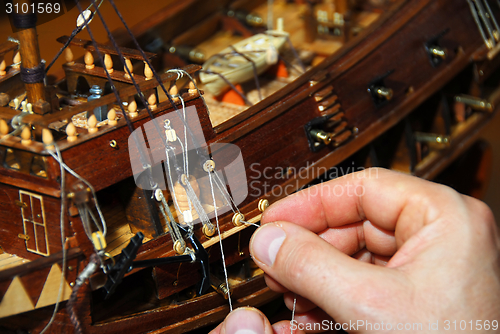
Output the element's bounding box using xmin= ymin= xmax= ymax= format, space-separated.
xmin=0 ymin=119 xmax=8 ymax=138
xmin=84 ymin=50 xmax=94 ymax=70
xmin=144 ymin=61 xmax=153 ymax=80
xmin=107 ymin=108 xmax=117 ymax=126
xmin=88 ymin=114 xmax=98 ymax=134
xmin=124 ymin=58 xmax=133 ymax=79
xmin=27 ymin=103 xmax=32 ymax=113
xmin=21 ymin=101 xmax=27 ymax=112
xmin=104 ymin=54 xmax=113 ymax=74
xmin=42 ymin=128 xmax=55 ymax=150
xmin=147 ymin=92 xmax=157 ymax=110
xmin=0 ymin=57 xmax=6 ymax=76
xmin=64 ymin=47 xmax=74 ymax=65
xmin=13 ymin=98 xmax=19 ymax=110
xmin=66 ymin=122 xmax=77 ymax=142
xmin=21 ymin=126 xmax=31 ymax=145
xmin=188 ymin=80 xmax=198 ymax=95
xmin=128 ymin=97 xmax=138 ymax=118
xmin=12 ymin=51 xmax=20 ymax=70
xmin=169 ymin=84 xmax=179 ymax=103
xmin=276 ymin=17 xmax=284 ymax=32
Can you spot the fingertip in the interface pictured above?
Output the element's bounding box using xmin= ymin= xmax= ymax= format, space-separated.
xmin=272 ymin=320 xmax=307 ymax=334
xmin=220 ymin=307 xmax=273 ymax=334
xmin=250 ymin=223 xmax=286 ymax=267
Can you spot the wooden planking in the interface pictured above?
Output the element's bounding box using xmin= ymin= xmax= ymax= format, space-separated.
xmin=63 ymin=63 xmax=147 ymax=87
xmin=0 ymin=40 xmax=18 ymax=56
xmin=56 ymin=36 xmax=156 ymax=60
xmin=0 ymin=253 xmax=30 ymax=271
xmin=0 ymin=105 xmax=20 ymax=120
xmin=0 ymin=248 xmax=82 ymax=281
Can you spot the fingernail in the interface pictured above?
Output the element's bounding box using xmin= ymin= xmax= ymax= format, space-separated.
xmin=223 ymin=308 xmax=265 ymax=334
xmin=251 ymin=224 xmax=286 ymax=266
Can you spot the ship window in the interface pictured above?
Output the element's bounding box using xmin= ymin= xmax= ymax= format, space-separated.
xmin=4 ymin=148 xmax=20 ymax=170
xmin=0 ymin=147 xmax=5 ymax=165
xmin=2 ymin=148 xmax=48 ymax=179
xmin=31 ymin=155 xmax=48 ymax=179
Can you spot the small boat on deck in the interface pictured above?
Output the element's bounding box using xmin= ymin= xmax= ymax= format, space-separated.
xmin=199 ymin=30 xmax=288 ymax=96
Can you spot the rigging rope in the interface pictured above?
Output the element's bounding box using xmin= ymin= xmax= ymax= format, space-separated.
xmin=209 ymin=171 xmax=233 ymax=312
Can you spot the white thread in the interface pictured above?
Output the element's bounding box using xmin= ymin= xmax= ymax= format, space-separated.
xmin=214 ymin=172 xmax=241 ymax=214
xmin=180 ymin=95 xmax=189 ymax=178
xmin=48 ymin=150 xmax=107 ymax=237
xmin=209 ymin=172 xmax=233 ymax=311
xmin=180 ymin=96 xmax=192 ymax=213
xmin=240 ymin=220 xmax=260 ymax=228
xmin=165 ymin=69 xmax=210 ymax=115
xmin=291 ymin=294 xmax=297 ymax=334
xmin=166 ymin=69 xmax=184 ymax=80
xmin=212 ymin=175 xmax=235 ymax=214
xmin=184 ymin=178 xmax=211 ymax=226
xmin=165 ymin=148 xmax=183 ymax=217
xmin=176 ymin=139 xmax=192 ymax=214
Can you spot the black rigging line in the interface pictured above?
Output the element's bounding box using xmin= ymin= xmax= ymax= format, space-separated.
xmin=87 ymin=0 xmax=186 ymax=182
xmin=73 ymin=0 xmax=133 ymax=134
xmin=106 ymin=0 xmax=210 ymax=165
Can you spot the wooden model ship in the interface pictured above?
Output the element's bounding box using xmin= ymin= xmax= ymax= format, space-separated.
xmin=0 ymin=0 xmax=499 ymax=332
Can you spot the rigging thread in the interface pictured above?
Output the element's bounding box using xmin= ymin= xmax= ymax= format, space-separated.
xmin=48 ymin=148 xmax=107 ymax=238
xmin=209 ymin=172 xmax=233 ymax=311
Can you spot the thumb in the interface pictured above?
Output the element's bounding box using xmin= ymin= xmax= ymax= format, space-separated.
xmin=249 ymin=222 xmax=410 ymax=321
xmin=209 ymin=307 xmax=274 ymax=334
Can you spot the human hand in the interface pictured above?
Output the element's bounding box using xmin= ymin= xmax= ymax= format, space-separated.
xmin=212 ymin=168 xmax=500 ymax=333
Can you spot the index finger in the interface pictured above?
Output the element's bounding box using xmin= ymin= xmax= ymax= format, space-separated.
xmin=261 ymin=168 xmax=466 ymax=249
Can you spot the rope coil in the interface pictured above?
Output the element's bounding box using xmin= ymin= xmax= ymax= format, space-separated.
xmin=12 ymin=12 xmax=37 ymax=29
xmin=20 ymin=60 xmax=46 ymax=83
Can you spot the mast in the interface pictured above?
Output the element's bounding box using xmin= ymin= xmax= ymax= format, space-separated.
xmin=13 ymin=0 xmax=46 ymax=106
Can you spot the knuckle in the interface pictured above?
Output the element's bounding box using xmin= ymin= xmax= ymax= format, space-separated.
xmin=470 ymin=199 xmax=496 ymax=231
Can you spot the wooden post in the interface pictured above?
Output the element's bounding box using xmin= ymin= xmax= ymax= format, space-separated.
xmin=104 ymin=54 xmax=113 ymax=74
xmin=128 ymin=96 xmax=138 ymax=118
xmin=66 ymin=122 xmax=77 ymax=142
xmin=0 ymin=57 xmax=6 ymax=76
xmin=144 ymin=61 xmax=153 ymax=80
xmin=84 ymin=50 xmax=94 ymax=69
xmin=169 ymin=84 xmax=179 ymax=103
xmin=108 ymin=108 xmax=117 ymax=126
xmin=88 ymin=114 xmax=98 ymax=134
xmin=188 ymin=80 xmax=198 ymax=95
xmin=124 ymin=58 xmax=133 ymax=79
xmin=0 ymin=119 xmax=8 ymax=138
xmin=20 ymin=125 xmax=31 ymax=145
xmin=64 ymin=47 xmax=74 ymax=65
xmin=42 ymin=128 xmax=54 ymax=150
xmin=15 ymin=0 xmax=46 ymax=104
xmin=12 ymin=51 xmax=21 ymax=70
xmin=147 ymin=92 xmax=157 ymax=110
